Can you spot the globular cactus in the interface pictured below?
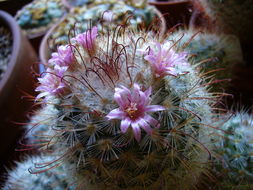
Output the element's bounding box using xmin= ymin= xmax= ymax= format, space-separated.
xmin=214 ymin=112 xmax=253 ymax=189
xmin=15 ymin=0 xmax=66 ymax=37
xmin=171 ymin=30 xmax=243 ymax=91
xmin=48 ymin=0 xmax=164 ymax=52
xmin=25 ymin=103 xmax=59 ymax=143
xmin=63 ymin=0 xmax=93 ymax=7
xmin=30 ymin=22 xmax=222 ymax=190
xmin=3 ymin=155 xmax=75 ymax=190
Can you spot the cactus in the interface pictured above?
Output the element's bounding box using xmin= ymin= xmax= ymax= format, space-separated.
xmin=170 ymin=29 xmax=243 ymax=91
xmin=47 ymin=0 xmax=163 ymax=53
xmin=15 ymin=0 xmax=66 ymax=37
xmin=63 ymin=0 xmax=93 ymax=7
xmin=3 ymin=155 xmax=75 ymax=190
xmin=0 ymin=26 xmax=12 ymax=80
xmin=25 ymin=103 xmax=59 ymax=143
xmin=28 ymin=21 xmax=224 ymax=190
xmin=213 ymin=112 xmax=253 ymax=189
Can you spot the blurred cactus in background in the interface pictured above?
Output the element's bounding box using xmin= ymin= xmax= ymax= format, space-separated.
xmin=15 ymin=0 xmax=66 ymax=37
xmin=192 ymin=0 xmax=253 ymax=63
xmin=47 ymin=0 xmax=164 ymax=53
xmin=213 ymin=112 xmax=253 ymax=189
xmin=4 ymin=155 xmax=75 ymax=190
xmin=171 ymin=29 xmax=243 ymax=91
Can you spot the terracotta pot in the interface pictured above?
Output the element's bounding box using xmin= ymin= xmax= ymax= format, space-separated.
xmin=189 ymin=0 xmax=215 ymax=31
xmin=0 ymin=11 xmax=38 ymax=169
xmin=39 ymin=5 xmax=166 ymax=65
xmin=39 ymin=14 xmax=67 ymax=69
xmin=149 ymin=0 xmax=193 ymax=29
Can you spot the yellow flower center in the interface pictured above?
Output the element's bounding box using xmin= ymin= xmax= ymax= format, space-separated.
xmin=125 ymin=103 xmax=138 ymax=118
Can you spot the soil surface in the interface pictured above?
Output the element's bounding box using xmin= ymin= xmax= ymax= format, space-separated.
xmin=0 ymin=26 xmax=12 ymax=80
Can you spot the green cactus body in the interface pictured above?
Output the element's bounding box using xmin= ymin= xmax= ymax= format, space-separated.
xmin=65 ymin=0 xmax=92 ymax=7
xmin=48 ymin=1 xmax=161 ymax=53
xmin=3 ymin=155 xmax=75 ymax=190
xmin=15 ymin=0 xmax=66 ymax=36
xmin=26 ymin=103 xmax=59 ymax=143
xmin=30 ymin=22 xmax=223 ymax=190
xmin=214 ymin=112 xmax=253 ymax=189
xmin=171 ymin=30 xmax=243 ymax=91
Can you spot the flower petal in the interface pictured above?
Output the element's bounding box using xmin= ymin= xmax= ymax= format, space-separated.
xmin=145 ymin=105 xmax=165 ymax=112
xmin=144 ymin=114 xmax=160 ymax=128
xmin=120 ymin=119 xmax=131 ymax=133
xmin=138 ymin=118 xmax=152 ymax=135
xmin=106 ymin=109 xmax=125 ymax=120
xmin=114 ymin=93 xmax=125 ymax=108
xmin=131 ymin=83 xmax=141 ymax=102
xmin=131 ymin=122 xmax=141 ymax=142
xmin=138 ymin=90 xmax=148 ymax=106
xmin=35 ymin=91 xmax=49 ymax=101
xmin=144 ymin=87 xmax=152 ymax=98
xmin=103 ymin=11 xmax=113 ymax=22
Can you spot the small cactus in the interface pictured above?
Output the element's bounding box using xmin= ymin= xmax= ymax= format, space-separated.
xmin=48 ymin=0 xmax=163 ymax=52
xmin=25 ymin=103 xmax=59 ymax=143
xmin=31 ymin=22 xmax=223 ymax=190
xmin=3 ymin=155 xmax=75 ymax=190
xmin=15 ymin=0 xmax=66 ymax=36
xmin=170 ymin=29 xmax=243 ymax=91
xmin=214 ymin=112 xmax=253 ymax=189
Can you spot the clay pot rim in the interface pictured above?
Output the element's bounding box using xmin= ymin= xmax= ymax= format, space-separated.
xmin=39 ymin=13 xmax=69 ymax=70
xmin=0 ymin=11 xmax=21 ymax=98
xmin=39 ymin=5 xmax=166 ymax=68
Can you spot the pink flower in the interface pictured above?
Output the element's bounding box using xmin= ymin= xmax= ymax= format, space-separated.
xmin=35 ymin=65 xmax=68 ymax=100
xmin=144 ymin=42 xmax=188 ymax=77
xmin=103 ymin=11 xmax=113 ymax=22
xmin=48 ymin=45 xmax=74 ymax=67
xmin=73 ymin=26 xmax=98 ymax=50
xmin=106 ymin=83 xmax=165 ymax=141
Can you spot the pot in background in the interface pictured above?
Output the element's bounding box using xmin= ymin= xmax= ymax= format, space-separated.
xmin=149 ymin=0 xmax=193 ymax=29
xmin=0 ymin=11 xmax=38 ymax=173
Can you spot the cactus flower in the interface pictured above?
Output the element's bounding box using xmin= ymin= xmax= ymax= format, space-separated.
xmin=48 ymin=45 xmax=74 ymax=67
xmin=106 ymin=83 xmax=165 ymax=141
xmin=103 ymin=11 xmax=114 ymax=22
xmin=73 ymin=26 xmax=98 ymax=50
xmin=144 ymin=42 xmax=188 ymax=77
xmin=35 ymin=65 xmax=68 ymax=100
